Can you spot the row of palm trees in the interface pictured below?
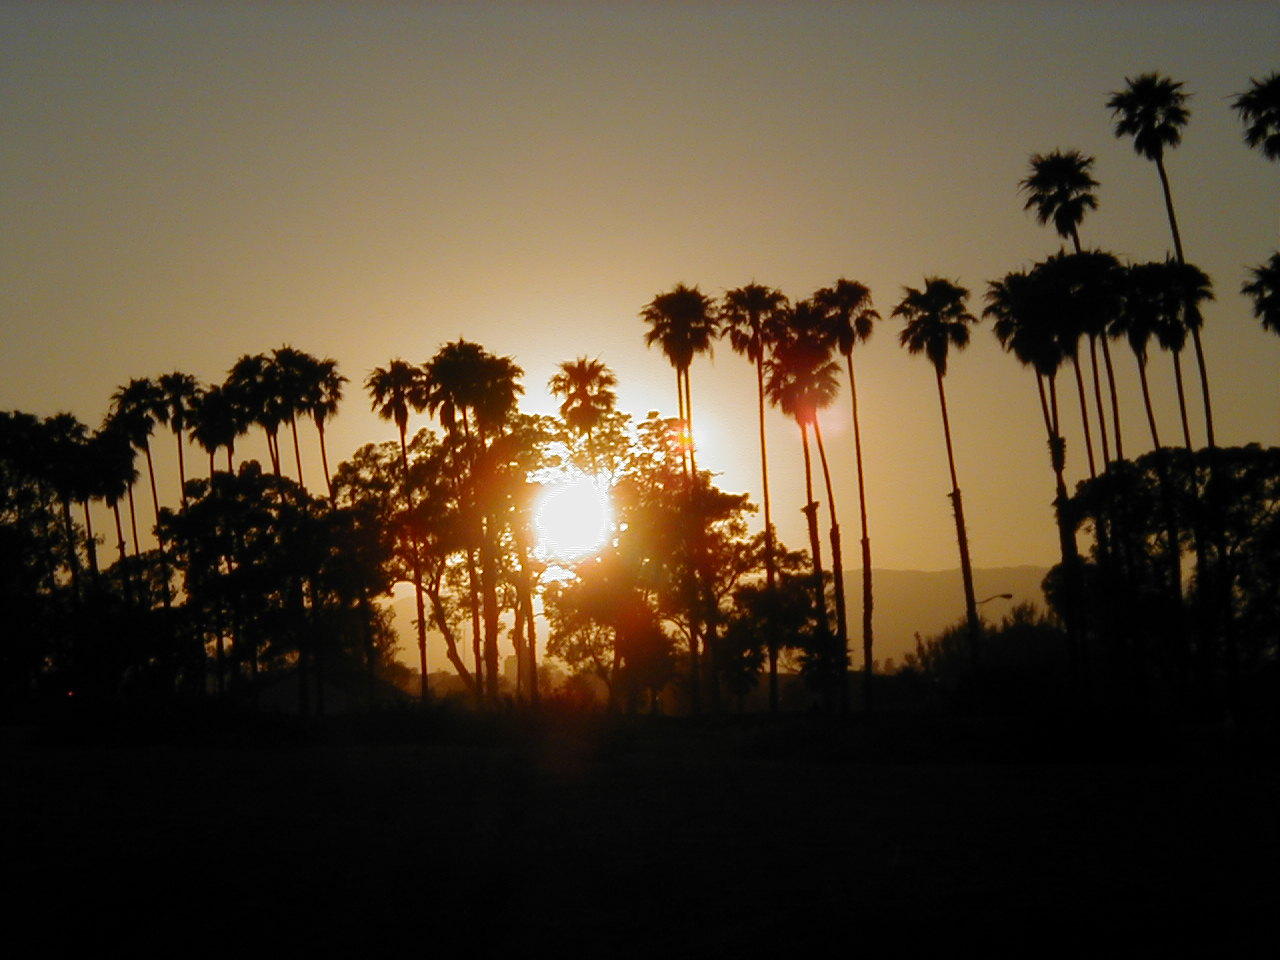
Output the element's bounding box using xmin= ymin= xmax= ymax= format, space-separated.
xmin=633 ymin=70 xmax=1279 ymax=707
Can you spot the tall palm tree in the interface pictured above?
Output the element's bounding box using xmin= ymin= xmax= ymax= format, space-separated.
xmin=765 ymin=302 xmax=844 ymax=703
xmin=424 ymin=340 xmax=525 ymax=702
xmin=302 ymin=356 xmax=346 ymax=499
xmin=1020 ymin=151 xmax=1124 ymax=468
xmin=985 ymin=268 xmax=1085 ymax=653
xmin=548 ymin=357 xmax=618 ymax=457
xmin=641 ymin=283 xmax=719 ymax=711
xmin=893 ymin=278 xmax=981 ymax=661
xmin=227 ymin=353 xmax=285 ymax=476
xmin=814 ymin=278 xmax=880 ymax=709
xmin=1242 ymin=253 xmax=1280 ymax=335
xmin=1111 ymin=262 xmax=1171 ymax=451
xmin=1149 ymin=260 xmax=1215 ymax=451
xmin=109 ymin=378 xmax=165 ymax=548
xmin=366 ymin=359 xmax=431 ymax=700
xmin=1108 ymin=73 xmax=1215 ymax=448
xmin=189 ymin=384 xmax=243 ymax=476
xmin=270 ymin=345 xmax=317 ymax=488
xmin=94 ymin=419 xmax=139 ymax=569
xmin=718 ymin=282 xmax=788 ymax=709
xmin=155 ymin=371 xmax=201 ymax=506
xmin=39 ymin=413 xmax=90 ymax=592
xmin=1232 ymin=72 xmax=1280 ymax=162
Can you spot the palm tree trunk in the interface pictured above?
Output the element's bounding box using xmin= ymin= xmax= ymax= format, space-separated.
xmin=1071 ymin=355 xmax=1097 ymax=478
xmin=126 ymin=481 xmax=140 ymax=557
xmin=1046 ymin=375 xmax=1086 ymax=681
xmin=226 ymin=444 xmax=234 ymax=474
xmin=1171 ymin=351 xmax=1193 ymax=449
xmin=143 ymin=440 xmax=172 ymax=609
xmin=1155 ymin=155 xmax=1185 ymax=265
xmin=111 ymin=500 xmax=127 ymax=567
xmin=1136 ymin=355 xmax=1162 ymax=451
xmin=812 ymin=418 xmax=849 ymax=713
xmin=1188 ymin=327 xmax=1215 ymax=449
xmin=679 ymin=366 xmax=702 ymax=715
xmin=934 ymin=370 xmax=980 ymax=665
xmin=175 ymin=428 xmax=188 ymax=506
xmin=466 ymin=546 xmax=484 ymax=697
xmin=799 ymin=422 xmax=830 ymax=642
xmin=756 ymin=352 xmax=779 ymax=713
xmin=60 ymin=496 xmax=81 ymax=597
xmin=845 ymin=355 xmax=875 ymax=712
xmin=398 ymin=429 xmax=430 ymax=703
xmin=267 ymin=430 xmax=281 ymax=477
xmin=80 ymin=499 xmax=99 ymax=578
xmin=1101 ymin=337 xmax=1125 ymax=460
xmin=289 ymin=416 xmax=305 ymax=487
xmin=317 ymin=420 xmax=334 ymax=500
xmin=1087 ymin=335 xmax=1113 ymax=466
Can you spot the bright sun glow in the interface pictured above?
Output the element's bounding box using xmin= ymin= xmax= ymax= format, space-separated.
xmin=534 ymin=474 xmax=612 ymax=562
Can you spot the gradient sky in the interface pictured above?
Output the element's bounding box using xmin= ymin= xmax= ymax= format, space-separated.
xmin=3 ymin=2 xmax=1277 ymax=593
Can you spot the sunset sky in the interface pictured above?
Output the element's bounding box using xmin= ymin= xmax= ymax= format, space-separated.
xmin=3 ymin=1 xmax=1277 ymax=593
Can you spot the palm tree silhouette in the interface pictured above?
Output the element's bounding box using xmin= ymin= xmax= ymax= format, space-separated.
xmin=109 ymin=378 xmax=166 ymax=551
xmin=1108 ymin=73 xmax=1215 ymax=449
xmin=227 ymin=353 xmax=286 ymax=476
xmin=765 ymin=303 xmax=843 ymax=697
xmin=156 ymin=372 xmax=200 ymax=505
xmin=366 ymin=359 xmax=431 ymax=700
xmin=1151 ymin=260 xmax=1214 ymax=451
xmin=189 ymin=383 xmax=244 ymax=476
xmin=985 ymin=267 xmax=1085 ymax=651
xmin=302 ymin=356 xmax=346 ymax=500
xmin=1021 ymin=152 xmax=1107 ymax=465
xmin=270 ymin=346 xmax=317 ymax=487
xmin=893 ymin=278 xmax=981 ymax=661
xmin=1242 ymin=253 xmax=1280 ymax=335
xmin=40 ymin=413 xmax=89 ymax=592
xmin=549 ymin=357 xmax=618 ymax=469
xmin=814 ymin=278 xmax=880 ymax=709
xmin=1232 ymin=72 xmax=1280 ymax=161
xmin=641 ymin=284 xmax=718 ymax=711
xmin=94 ymin=419 xmax=139 ymax=568
xmin=718 ymin=282 xmax=788 ymax=709
xmin=1111 ymin=262 xmax=1171 ymax=451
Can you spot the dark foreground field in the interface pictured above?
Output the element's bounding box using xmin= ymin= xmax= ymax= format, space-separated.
xmin=3 ymin=710 xmax=1276 ymax=952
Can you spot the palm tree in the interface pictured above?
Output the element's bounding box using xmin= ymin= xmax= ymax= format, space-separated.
xmin=302 ymin=356 xmax=346 ymax=499
xmin=548 ymin=357 xmax=618 ymax=467
xmin=1020 ymin=152 xmax=1111 ymax=468
xmin=270 ymin=345 xmax=317 ymax=487
xmin=189 ymin=384 xmax=243 ymax=476
xmin=812 ymin=278 xmax=881 ymax=709
xmin=765 ymin=302 xmax=844 ymax=703
xmin=985 ymin=268 xmax=1085 ymax=653
xmin=39 ymin=413 xmax=90 ymax=592
xmin=155 ymin=372 xmax=201 ymax=506
xmin=1108 ymin=73 xmax=1215 ymax=449
xmin=1020 ymin=149 xmax=1099 ymax=253
xmin=1111 ymin=262 xmax=1171 ymax=451
xmin=718 ymin=282 xmax=788 ymax=709
xmin=893 ymin=278 xmax=981 ymax=662
xmin=94 ymin=419 xmax=139 ymax=569
xmin=366 ymin=359 xmax=431 ymax=701
xmin=1242 ymin=253 xmax=1280 ymax=335
xmin=641 ymin=283 xmax=719 ymax=711
xmin=109 ymin=378 xmax=166 ymax=548
xmin=1149 ymin=260 xmax=1215 ymax=451
xmin=1232 ymin=72 xmax=1280 ymax=161
xmin=424 ymin=340 xmax=526 ymax=702
xmin=227 ymin=353 xmax=285 ymax=476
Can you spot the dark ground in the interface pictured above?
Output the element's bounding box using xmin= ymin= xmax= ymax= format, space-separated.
xmin=3 ymin=708 xmax=1276 ymax=953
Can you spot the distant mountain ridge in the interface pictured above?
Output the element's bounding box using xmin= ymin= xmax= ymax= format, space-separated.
xmin=842 ymin=566 xmax=1051 ymax=669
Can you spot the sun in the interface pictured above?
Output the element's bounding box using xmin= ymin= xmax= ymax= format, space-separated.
xmin=534 ymin=474 xmax=612 ymax=561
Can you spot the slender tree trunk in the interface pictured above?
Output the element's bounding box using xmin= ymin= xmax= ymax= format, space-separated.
xmin=143 ymin=441 xmax=172 ymax=609
xmin=799 ymin=421 xmax=831 ymax=647
xmin=1136 ymin=355 xmax=1162 ymax=451
xmin=1087 ymin=336 xmax=1113 ymax=466
xmin=289 ymin=416 xmax=305 ymax=487
xmin=844 ymin=355 xmax=876 ymax=712
xmin=80 ymin=499 xmax=99 ymax=578
xmin=1170 ymin=351 xmax=1194 ymax=449
xmin=934 ymin=370 xmax=980 ymax=665
xmin=678 ymin=366 xmax=701 ymax=715
xmin=812 ymin=419 xmax=849 ymax=713
xmin=481 ymin=515 xmax=501 ymax=702
xmin=1047 ymin=375 xmax=1087 ymax=681
xmin=267 ymin=430 xmax=281 ymax=477
xmin=175 ymin=428 xmax=187 ymax=506
xmin=208 ymin=451 xmax=215 ymax=477
xmin=317 ymin=420 xmax=334 ymax=500
xmin=60 ymin=496 xmax=80 ymax=597
xmin=398 ymin=430 xmax=430 ymax=702
xmin=226 ymin=443 xmax=234 ymax=474
xmin=757 ymin=352 xmax=779 ymax=712
xmin=111 ymin=500 xmax=128 ymax=567
xmin=1071 ymin=355 xmax=1097 ymax=479
xmin=1101 ymin=337 xmax=1125 ymax=461
xmin=466 ymin=546 xmax=484 ymax=697
xmin=126 ymin=482 xmax=140 ymax=558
